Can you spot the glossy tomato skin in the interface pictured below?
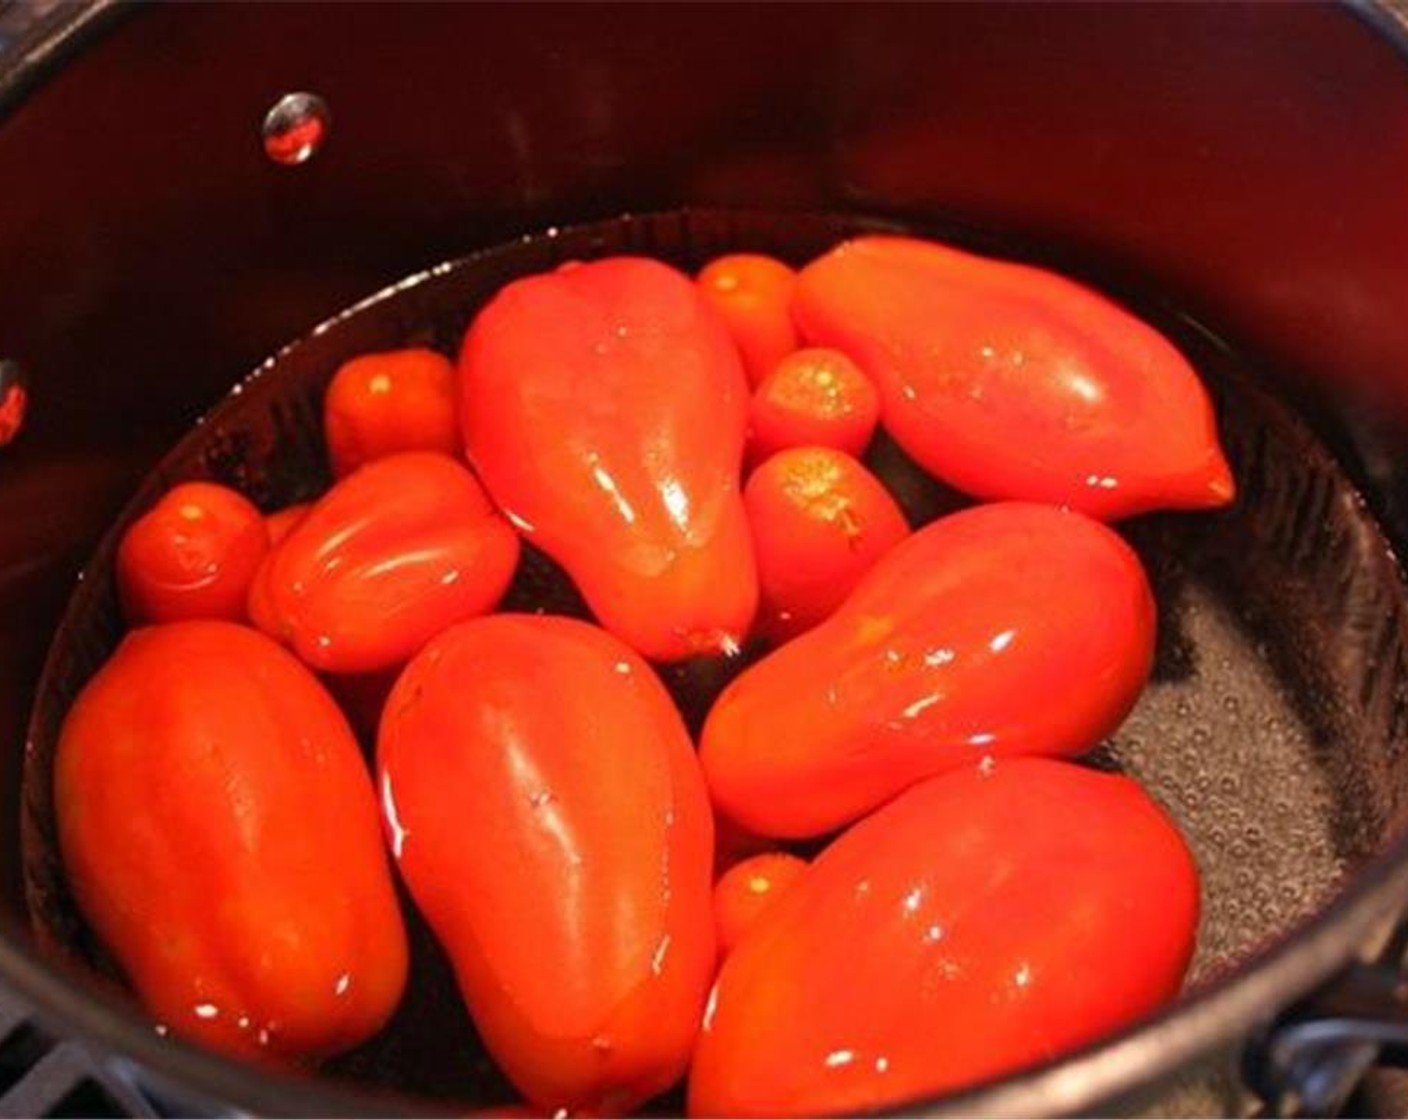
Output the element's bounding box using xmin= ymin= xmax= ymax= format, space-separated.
xmin=54 ymin=621 xmax=408 ymax=1062
xmin=794 ymin=236 xmax=1235 ymax=519
xmin=116 ymin=481 xmax=269 ymax=625
xmin=697 ymin=254 xmax=800 ymax=388
xmin=460 ymin=257 xmax=756 ymax=662
xmin=712 ymin=852 xmax=807 ymax=958
xmin=688 ymin=757 xmax=1199 ymax=1117
xmin=377 ymin=614 xmax=716 ymax=1113
xmin=744 ymin=447 xmax=909 ymax=642
xmin=324 ymin=348 xmax=460 ymax=477
xmin=248 ymin=451 xmax=519 ymax=674
xmin=701 ymin=501 xmax=1155 ymax=838
xmin=748 ymin=347 xmax=879 ymax=465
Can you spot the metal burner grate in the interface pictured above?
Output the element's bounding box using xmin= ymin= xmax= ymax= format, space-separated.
xmin=0 ymin=997 xmax=154 ymax=1120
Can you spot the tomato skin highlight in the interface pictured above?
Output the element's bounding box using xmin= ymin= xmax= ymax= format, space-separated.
xmin=744 ymin=447 xmax=909 ymax=642
xmin=248 ymin=451 xmax=519 ymax=674
xmin=712 ymin=852 xmax=808 ymax=958
xmin=377 ymin=614 xmax=716 ymax=1113
xmin=688 ymin=757 xmax=1199 ymax=1117
xmin=54 ymin=620 xmax=408 ymax=1063
xmin=794 ymin=235 xmax=1235 ymax=519
xmin=748 ymin=347 xmax=879 ymax=465
xmin=324 ymin=348 xmax=460 ymax=478
xmin=116 ymin=481 xmax=269 ymax=625
xmin=701 ymin=501 xmax=1155 ymax=838
xmin=460 ymin=256 xmax=757 ymax=662
xmin=697 ymin=253 xmax=800 ymax=388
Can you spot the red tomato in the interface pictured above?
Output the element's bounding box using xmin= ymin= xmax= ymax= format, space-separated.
xmin=265 ymin=501 xmax=312 ymax=548
xmin=324 ymin=348 xmax=459 ymax=477
xmin=248 ymin=451 xmax=519 ymax=674
xmin=748 ymin=348 xmax=879 ymax=464
xmin=712 ymin=852 xmax=807 ymax=958
xmin=697 ymin=253 xmax=800 ymax=388
xmin=54 ymin=621 xmax=408 ymax=1062
xmin=701 ymin=502 xmax=1155 ymax=838
xmin=794 ymin=236 xmax=1235 ymax=519
xmin=744 ymin=447 xmax=909 ymax=642
xmin=689 ymin=757 xmax=1199 ymax=1116
xmin=116 ymin=481 xmax=269 ymax=625
xmin=378 ymin=614 xmax=715 ymax=1112
xmin=460 ymin=257 xmax=757 ymax=662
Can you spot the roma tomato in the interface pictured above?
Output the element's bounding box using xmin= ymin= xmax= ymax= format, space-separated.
xmin=265 ymin=501 xmax=312 ymax=548
xmin=701 ymin=502 xmax=1154 ymax=838
xmin=54 ymin=621 xmax=408 ymax=1062
xmin=460 ymin=257 xmax=756 ymax=662
xmin=377 ymin=614 xmax=716 ymax=1113
xmin=697 ymin=253 xmax=799 ymax=388
xmin=324 ymin=348 xmax=459 ymax=477
xmin=748 ymin=348 xmax=879 ymax=464
xmin=744 ymin=447 xmax=909 ymax=642
xmin=712 ymin=852 xmax=807 ymax=958
xmin=116 ymin=481 xmax=269 ymax=625
xmin=794 ymin=236 xmax=1235 ymax=519
xmin=688 ymin=757 xmax=1199 ymax=1117
xmin=248 ymin=451 xmax=519 ymax=674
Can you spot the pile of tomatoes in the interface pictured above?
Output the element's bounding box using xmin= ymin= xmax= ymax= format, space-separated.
xmin=55 ymin=235 xmax=1234 ymax=1117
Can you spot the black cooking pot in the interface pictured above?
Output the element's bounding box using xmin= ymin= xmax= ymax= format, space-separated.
xmin=6 ymin=3 xmax=1408 ymax=1116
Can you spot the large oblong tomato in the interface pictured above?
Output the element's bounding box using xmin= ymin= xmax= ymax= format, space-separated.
xmin=377 ymin=614 xmax=716 ymax=1113
xmin=794 ymin=235 xmax=1235 ymax=519
xmin=248 ymin=451 xmax=519 ymax=673
xmin=701 ymin=501 xmax=1155 ymax=838
xmin=460 ymin=256 xmax=757 ymax=662
xmin=688 ymin=757 xmax=1200 ymax=1117
xmin=55 ymin=621 xmax=408 ymax=1062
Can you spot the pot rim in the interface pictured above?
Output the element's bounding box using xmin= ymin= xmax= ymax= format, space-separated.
xmin=3 ymin=2 xmax=1408 ymax=1115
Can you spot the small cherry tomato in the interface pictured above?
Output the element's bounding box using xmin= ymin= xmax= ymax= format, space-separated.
xmin=794 ymin=235 xmax=1235 ymax=519
xmin=116 ymin=481 xmax=268 ymax=625
xmin=249 ymin=451 xmax=520 ymax=674
xmin=324 ymin=348 xmax=459 ymax=477
xmin=378 ymin=614 xmax=716 ymax=1113
xmin=749 ymin=348 xmax=879 ymax=465
xmin=713 ymin=852 xmax=807 ymax=958
xmin=55 ymin=620 xmax=409 ymax=1062
xmin=744 ymin=447 xmax=909 ymax=643
xmin=697 ymin=254 xmax=800 ymax=388
xmin=689 ymin=758 xmax=1199 ymax=1117
xmin=265 ymin=501 xmax=312 ymax=548
xmin=703 ymin=502 xmax=1155 ymax=839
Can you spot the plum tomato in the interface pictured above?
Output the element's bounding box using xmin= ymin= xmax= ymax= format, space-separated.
xmin=248 ymin=451 xmax=519 ymax=673
xmin=688 ymin=757 xmax=1199 ymax=1116
xmin=377 ymin=614 xmax=716 ymax=1113
xmin=55 ymin=620 xmax=408 ymax=1062
xmin=702 ymin=501 xmax=1155 ymax=838
xmin=794 ymin=235 xmax=1235 ymax=519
